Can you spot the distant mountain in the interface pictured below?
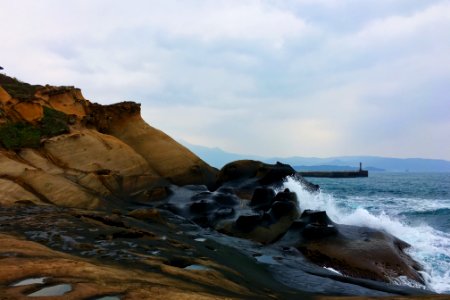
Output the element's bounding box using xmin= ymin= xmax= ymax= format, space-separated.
xmin=181 ymin=142 xmax=450 ymax=172
xmin=180 ymin=141 xmax=263 ymax=168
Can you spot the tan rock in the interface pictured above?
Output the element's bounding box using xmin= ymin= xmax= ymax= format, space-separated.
xmin=0 ymin=178 xmax=43 ymax=206
xmin=47 ymin=89 xmax=87 ymax=117
xmin=43 ymin=129 xmax=156 ymax=177
xmin=75 ymin=173 xmax=112 ymax=196
xmin=13 ymin=102 xmax=43 ymax=123
xmin=0 ymin=86 xmax=12 ymax=104
xmin=0 ymin=151 xmax=35 ymax=177
xmin=19 ymin=169 xmax=102 ymax=209
xmin=18 ymin=148 xmax=64 ymax=175
xmin=109 ymin=113 xmax=217 ymax=187
xmin=0 ymin=233 xmax=242 ymax=299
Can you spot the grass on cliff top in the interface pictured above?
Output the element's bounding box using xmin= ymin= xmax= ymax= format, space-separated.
xmin=0 ymin=122 xmax=41 ymax=149
xmin=0 ymin=107 xmax=69 ymax=150
xmin=41 ymin=106 xmax=69 ymax=137
xmin=0 ymin=73 xmax=42 ymax=101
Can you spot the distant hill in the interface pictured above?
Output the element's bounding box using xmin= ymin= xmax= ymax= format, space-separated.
xmin=181 ymin=142 xmax=450 ymax=172
xmin=180 ymin=141 xmax=265 ymax=168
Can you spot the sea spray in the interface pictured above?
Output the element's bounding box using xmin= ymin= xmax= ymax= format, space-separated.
xmin=284 ymin=176 xmax=450 ymax=293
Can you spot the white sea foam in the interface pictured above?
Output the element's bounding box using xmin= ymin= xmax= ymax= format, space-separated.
xmin=284 ymin=176 xmax=450 ymax=293
xmin=323 ymin=267 xmax=342 ymax=275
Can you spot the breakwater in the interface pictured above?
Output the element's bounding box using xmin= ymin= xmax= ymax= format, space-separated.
xmin=298 ymin=170 xmax=368 ymax=178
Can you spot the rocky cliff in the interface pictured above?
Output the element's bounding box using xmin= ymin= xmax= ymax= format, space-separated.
xmin=0 ymin=74 xmax=217 ymax=209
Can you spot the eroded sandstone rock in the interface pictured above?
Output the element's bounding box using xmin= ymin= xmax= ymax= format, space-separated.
xmin=0 ymin=74 xmax=218 ymax=209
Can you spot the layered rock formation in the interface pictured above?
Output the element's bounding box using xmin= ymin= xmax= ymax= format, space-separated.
xmin=0 ymin=74 xmax=217 ymax=209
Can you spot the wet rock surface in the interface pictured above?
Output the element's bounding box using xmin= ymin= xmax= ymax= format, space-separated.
xmin=0 ymin=202 xmax=432 ymax=299
xmin=0 ymin=164 xmax=434 ymax=298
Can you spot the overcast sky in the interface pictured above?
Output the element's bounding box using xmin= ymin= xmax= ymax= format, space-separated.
xmin=1 ymin=0 xmax=449 ymax=159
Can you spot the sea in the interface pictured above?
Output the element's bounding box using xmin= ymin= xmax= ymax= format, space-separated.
xmin=283 ymin=172 xmax=450 ymax=294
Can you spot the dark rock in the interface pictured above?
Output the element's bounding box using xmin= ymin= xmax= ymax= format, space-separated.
xmin=127 ymin=208 xmax=166 ymax=225
xmin=215 ymin=160 xmax=296 ymax=188
xmin=300 ymin=210 xmax=334 ymax=226
xmin=292 ymin=173 xmax=320 ymax=192
xmin=213 ymin=193 xmax=240 ymax=206
xmin=274 ymin=188 xmax=297 ymax=203
xmin=250 ymin=188 xmax=276 ymax=211
xmin=189 ymin=199 xmax=217 ymax=215
xmin=302 ymin=223 xmax=338 ymax=239
xmin=214 ymin=207 xmax=235 ymax=219
xmin=258 ymin=162 xmax=296 ymax=185
xmin=270 ymin=201 xmax=298 ymax=220
xmin=191 ymin=215 xmax=210 ymax=227
xmin=235 ymin=213 xmax=264 ymax=233
xmin=216 ymin=187 xmax=235 ymax=194
xmin=191 ymin=191 xmax=212 ymax=201
xmin=297 ymin=223 xmax=424 ymax=284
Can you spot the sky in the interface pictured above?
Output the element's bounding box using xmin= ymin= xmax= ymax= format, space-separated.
xmin=1 ymin=0 xmax=449 ymax=159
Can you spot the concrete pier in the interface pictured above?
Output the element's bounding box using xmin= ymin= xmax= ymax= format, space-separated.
xmin=298 ymin=162 xmax=369 ymax=178
xmin=297 ymin=170 xmax=368 ymax=178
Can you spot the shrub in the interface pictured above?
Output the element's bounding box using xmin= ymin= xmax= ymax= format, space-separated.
xmin=0 ymin=122 xmax=41 ymax=149
xmin=0 ymin=73 xmax=41 ymax=101
xmin=0 ymin=107 xmax=70 ymax=149
xmin=40 ymin=106 xmax=69 ymax=137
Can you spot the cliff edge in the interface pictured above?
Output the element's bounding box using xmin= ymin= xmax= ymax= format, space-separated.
xmin=0 ymin=74 xmax=217 ymax=209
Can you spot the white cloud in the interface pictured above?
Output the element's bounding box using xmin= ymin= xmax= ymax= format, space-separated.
xmin=1 ymin=0 xmax=449 ymax=159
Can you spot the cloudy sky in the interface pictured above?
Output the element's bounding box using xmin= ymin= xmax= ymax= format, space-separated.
xmin=1 ymin=0 xmax=449 ymax=159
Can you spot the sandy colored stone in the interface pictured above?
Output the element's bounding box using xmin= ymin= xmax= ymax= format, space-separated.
xmin=18 ymin=148 xmax=64 ymax=175
xmin=19 ymin=169 xmax=101 ymax=209
xmin=13 ymin=102 xmax=43 ymax=123
xmin=0 ymin=151 xmax=36 ymax=177
xmin=75 ymin=172 xmax=113 ymax=196
xmin=108 ymin=114 xmax=217 ymax=187
xmin=0 ymin=86 xmax=12 ymax=104
xmin=0 ymin=233 xmax=240 ymax=299
xmin=47 ymin=90 xmax=87 ymax=117
xmin=0 ymin=178 xmax=43 ymax=206
xmin=43 ymin=129 xmax=155 ymax=177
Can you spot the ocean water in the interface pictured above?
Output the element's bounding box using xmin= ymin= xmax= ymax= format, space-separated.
xmin=283 ymin=172 xmax=450 ymax=293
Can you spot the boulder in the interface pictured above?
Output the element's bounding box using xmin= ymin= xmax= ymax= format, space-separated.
xmin=235 ymin=213 xmax=265 ymax=233
xmin=216 ymin=160 xmax=296 ymax=188
xmin=249 ymin=187 xmax=276 ymax=211
xmin=274 ymin=188 xmax=297 ymax=203
xmin=270 ymin=201 xmax=298 ymax=220
xmin=297 ymin=224 xmax=424 ymax=284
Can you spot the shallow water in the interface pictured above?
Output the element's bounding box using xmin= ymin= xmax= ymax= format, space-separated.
xmin=28 ymin=283 xmax=72 ymax=297
xmin=284 ymin=172 xmax=450 ymax=293
xmin=11 ymin=277 xmax=47 ymax=287
xmin=93 ymin=296 xmax=121 ymax=300
xmin=184 ymin=264 xmax=210 ymax=271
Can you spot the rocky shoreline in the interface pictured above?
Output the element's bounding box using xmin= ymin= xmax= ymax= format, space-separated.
xmin=0 ymin=74 xmax=441 ymax=299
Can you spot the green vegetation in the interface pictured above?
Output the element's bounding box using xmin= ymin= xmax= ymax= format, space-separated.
xmin=0 ymin=73 xmax=41 ymax=101
xmin=0 ymin=106 xmax=69 ymax=150
xmin=0 ymin=122 xmax=41 ymax=149
xmin=41 ymin=106 xmax=69 ymax=137
xmin=0 ymin=73 xmax=70 ymax=150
